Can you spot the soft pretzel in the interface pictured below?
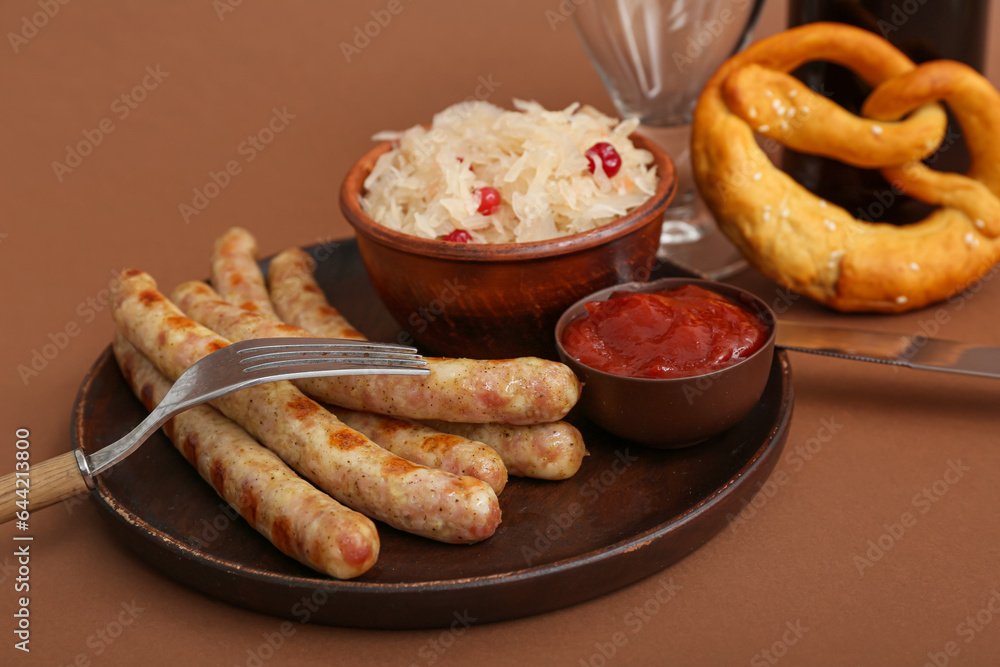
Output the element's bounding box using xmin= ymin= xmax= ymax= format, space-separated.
xmin=692 ymin=22 xmax=1000 ymax=312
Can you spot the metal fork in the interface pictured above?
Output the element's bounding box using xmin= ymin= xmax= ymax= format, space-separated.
xmin=0 ymin=337 xmax=428 ymax=523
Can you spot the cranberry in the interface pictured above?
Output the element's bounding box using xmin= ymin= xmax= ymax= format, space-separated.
xmin=475 ymin=186 xmax=501 ymax=215
xmin=442 ymin=229 xmax=472 ymax=243
xmin=585 ymin=142 xmax=622 ymax=178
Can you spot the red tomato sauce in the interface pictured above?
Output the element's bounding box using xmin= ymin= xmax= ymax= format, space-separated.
xmin=561 ymin=285 xmax=769 ymax=379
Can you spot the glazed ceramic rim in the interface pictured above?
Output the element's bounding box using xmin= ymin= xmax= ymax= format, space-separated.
xmin=554 ymin=277 xmax=778 ymax=384
xmin=339 ymin=133 xmax=676 ymax=263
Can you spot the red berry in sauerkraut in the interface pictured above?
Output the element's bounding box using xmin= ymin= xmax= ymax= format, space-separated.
xmin=475 ymin=187 xmax=502 ymax=215
xmin=360 ymin=100 xmax=658 ymax=244
xmin=442 ymin=229 xmax=473 ymax=243
xmin=585 ymin=142 xmax=622 ymax=178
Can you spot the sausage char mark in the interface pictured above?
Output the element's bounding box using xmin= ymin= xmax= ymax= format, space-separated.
xmin=138 ymin=290 xmax=163 ymax=306
xmin=164 ymin=315 xmax=195 ymax=330
xmin=139 ymin=382 xmax=155 ymax=410
xmin=182 ymin=432 xmax=199 ymax=466
xmin=424 ymin=434 xmax=465 ymax=451
xmin=373 ymin=416 xmax=408 ymax=437
xmin=331 ymin=429 xmax=369 ymax=451
xmin=286 ymin=396 xmax=321 ymax=420
xmin=380 ymin=455 xmax=419 ymax=476
xmin=209 ymin=458 xmax=227 ymax=495
xmin=239 ymin=480 xmax=259 ymax=525
xmin=120 ymin=354 xmax=136 ymax=385
xmin=161 ymin=417 xmax=177 ymax=442
xmin=270 ymin=515 xmax=294 ymax=555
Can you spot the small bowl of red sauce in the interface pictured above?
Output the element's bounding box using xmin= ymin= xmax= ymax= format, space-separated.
xmin=554 ymin=278 xmax=776 ymax=448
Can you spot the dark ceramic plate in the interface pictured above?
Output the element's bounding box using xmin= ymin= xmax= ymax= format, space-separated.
xmin=72 ymin=240 xmax=793 ymax=629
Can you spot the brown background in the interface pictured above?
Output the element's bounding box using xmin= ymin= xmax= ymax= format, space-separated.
xmin=3 ymin=1 xmax=1000 ymax=665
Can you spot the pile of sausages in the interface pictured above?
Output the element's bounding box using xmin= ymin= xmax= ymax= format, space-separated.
xmin=109 ymin=228 xmax=586 ymax=579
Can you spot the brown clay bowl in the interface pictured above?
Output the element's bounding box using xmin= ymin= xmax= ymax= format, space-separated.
xmin=339 ymin=133 xmax=676 ymax=359
xmin=554 ymin=278 xmax=776 ymax=448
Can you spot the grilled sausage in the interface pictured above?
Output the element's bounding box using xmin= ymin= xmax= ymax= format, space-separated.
xmin=267 ymin=247 xmax=365 ymax=339
xmin=421 ymin=420 xmax=586 ymax=480
xmin=176 ymin=277 xmax=581 ymax=425
xmin=210 ymin=227 xmax=277 ymax=318
xmin=112 ymin=333 xmax=380 ymax=578
xmin=110 ymin=270 xmax=501 ymax=543
xmin=329 ymin=407 xmax=507 ymax=494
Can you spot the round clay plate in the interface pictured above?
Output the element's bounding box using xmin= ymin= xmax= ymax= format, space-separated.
xmin=72 ymin=240 xmax=793 ymax=629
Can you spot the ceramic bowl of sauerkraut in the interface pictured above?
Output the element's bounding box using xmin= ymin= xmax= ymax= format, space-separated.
xmin=339 ymin=100 xmax=676 ymax=359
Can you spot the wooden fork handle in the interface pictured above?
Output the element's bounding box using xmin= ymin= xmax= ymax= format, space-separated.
xmin=0 ymin=451 xmax=90 ymax=524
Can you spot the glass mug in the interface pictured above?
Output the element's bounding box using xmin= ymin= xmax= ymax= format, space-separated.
xmin=572 ymin=0 xmax=766 ymax=279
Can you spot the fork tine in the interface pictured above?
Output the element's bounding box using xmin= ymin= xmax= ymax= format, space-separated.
xmin=238 ymin=348 xmax=424 ymax=366
xmin=230 ymin=337 xmax=426 ymax=374
xmin=241 ymin=354 xmax=427 ymax=375
xmin=230 ymin=337 xmax=420 ymax=355
xmin=243 ymin=360 xmax=431 ymax=379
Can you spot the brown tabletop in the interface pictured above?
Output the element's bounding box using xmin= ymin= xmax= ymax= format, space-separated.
xmin=3 ymin=1 xmax=1000 ymax=665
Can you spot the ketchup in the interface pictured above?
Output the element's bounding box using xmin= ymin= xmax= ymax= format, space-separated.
xmin=561 ymin=285 xmax=768 ymax=379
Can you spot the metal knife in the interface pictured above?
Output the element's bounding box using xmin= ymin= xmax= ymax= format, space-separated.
xmin=775 ymin=320 xmax=1000 ymax=379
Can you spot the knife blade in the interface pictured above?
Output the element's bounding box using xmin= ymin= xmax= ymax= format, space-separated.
xmin=775 ymin=320 xmax=1000 ymax=379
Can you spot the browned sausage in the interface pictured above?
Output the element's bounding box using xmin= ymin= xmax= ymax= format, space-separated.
xmin=267 ymin=247 xmax=365 ymax=339
xmin=329 ymin=407 xmax=507 ymax=494
xmin=112 ymin=333 xmax=379 ymax=578
xmin=110 ymin=270 xmax=501 ymax=543
xmin=421 ymin=420 xmax=587 ymax=480
xmin=210 ymin=227 xmax=277 ymax=318
xmin=176 ymin=278 xmax=582 ymax=425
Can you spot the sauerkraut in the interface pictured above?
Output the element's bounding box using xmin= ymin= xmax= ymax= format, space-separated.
xmin=360 ymin=99 xmax=659 ymax=244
